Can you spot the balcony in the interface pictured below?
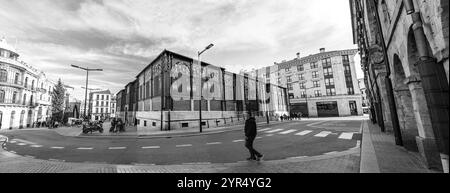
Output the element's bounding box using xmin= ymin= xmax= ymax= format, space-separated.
xmin=0 ymin=78 xmax=24 ymax=88
xmin=0 ymin=98 xmax=22 ymax=106
xmin=37 ymin=88 xmax=47 ymax=93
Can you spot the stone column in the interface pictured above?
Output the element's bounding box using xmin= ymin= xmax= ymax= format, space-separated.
xmin=406 ymin=75 xmax=442 ymax=170
xmin=374 ymin=70 xmax=393 ymax=132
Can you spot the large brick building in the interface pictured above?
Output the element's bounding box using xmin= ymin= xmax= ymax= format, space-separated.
xmin=350 ymin=0 xmax=449 ymax=172
xmin=250 ymin=48 xmax=363 ymax=117
xmin=115 ymin=50 xmax=289 ymax=133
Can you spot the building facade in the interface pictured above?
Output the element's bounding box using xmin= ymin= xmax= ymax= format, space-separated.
xmin=350 ymin=0 xmax=449 ymax=172
xmin=88 ymin=90 xmax=113 ymax=121
xmin=0 ymin=38 xmax=55 ymax=130
xmin=110 ymin=96 xmax=116 ymax=118
xmin=251 ymin=48 xmax=363 ymax=117
xmin=358 ymin=78 xmax=370 ymax=109
xmin=116 ymin=50 xmax=289 ymax=133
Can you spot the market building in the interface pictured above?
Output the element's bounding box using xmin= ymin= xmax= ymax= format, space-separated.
xmin=115 ymin=50 xmax=289 ymax=133
xmin=250 ymin=48 xmax=363 ymax=117
xmin=350 ymin=0 xmax=449 ymax=172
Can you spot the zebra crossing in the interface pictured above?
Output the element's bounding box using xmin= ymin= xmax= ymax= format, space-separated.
xmin=258 ymin=128 xmax=357 ymax=140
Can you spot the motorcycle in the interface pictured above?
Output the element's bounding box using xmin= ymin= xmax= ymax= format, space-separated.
xmin=82 ymin=121 xmax=104 ymax=134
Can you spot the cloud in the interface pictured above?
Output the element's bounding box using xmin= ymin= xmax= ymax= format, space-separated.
xmin=0 ymin=0 xmax=359 ymax=100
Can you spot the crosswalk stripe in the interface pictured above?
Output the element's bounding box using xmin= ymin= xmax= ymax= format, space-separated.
xmin=176 ymin=144 xmax=192 ymax=147
xmin=206 ymin=142 xmax=222 ymax=145
xmin=314 ymin=131 xmax=332 ymax=137
xmin=258 ymin=128 xmax=272 ymax=132
xmin=108 ymin=147 xmax=126 ymax=150
xmin=233 ymin=139 xmax=245 ymax=142
xmin=51 ymin=147 xmax=64 ymax=149
xmin=296 ymin=130 xmax=313 ymax=136
xmin=30 ymin=145 xmax=43 ymax=148
xmin=338 ymin=132 xmax=354 ymax=140
xmin=77 ymin=147 xmax=93 ymax=150
xmin=279 ymin=129 xmax=297 ymax=134
xmin=265 ymin=129 xmax=283 ymax=133
xmin=142 ymin=146 xmax=160 ymax=149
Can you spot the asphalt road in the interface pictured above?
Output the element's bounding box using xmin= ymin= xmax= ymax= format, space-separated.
xmin=2 ymin=120 xmax=362 ymax=165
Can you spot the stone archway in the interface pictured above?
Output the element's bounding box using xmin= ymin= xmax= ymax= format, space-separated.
xmin=405 ymin=27 xmax=444 ymax=170
xmin=19 ymin=110 xmax=25 ymax=129
xmin=26 ymin=110 xmax=33 ymax=128
xmin=392 ymin=54 xmax=418 ymax=152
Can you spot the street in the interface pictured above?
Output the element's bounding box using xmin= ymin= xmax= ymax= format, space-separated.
xmin=2 ymin=120 xmax=362 ymax=165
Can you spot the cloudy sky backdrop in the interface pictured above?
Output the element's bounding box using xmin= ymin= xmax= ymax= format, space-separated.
xmin=0 ymin=0 xmax=361 ymax=100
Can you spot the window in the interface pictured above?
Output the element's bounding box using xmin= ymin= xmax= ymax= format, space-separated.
xmin=287 ymin=76 xmax=292 ymax=82
xmin=31 ymin=80 xmax=34 ymax=90
xmin=96 ymin=108 xmax=99 ymax=113
xmin=325 ymin=78 xmax=335 ymax=86
xmin=288 ymin=93 xmax=294 ymax=99
xmin=106 ymin=108 xmax=108 ymax=113
xmin=144 ymin=121 xmax=147 ymax=127
xmin=23 ymin=94 xmax=27 ymax=105
xmin=344 ymin=65 xmax=351 ymax=74
xmin=14 ymin=73 xmax=20 ymax=84
xmin=313 ymin=81 xmax=320 ymax=88
xmin=101 ymin=108 xmax=104 ymax=113
xmin=300 ymin=91 xmax=306 ymax=98
xmin=287 ymin=83 xmax=293 ymax=91
xmin=347 ymin=87 xmax=355 ymax=95
xmin=97 ymin=95 xmax=99 ymax=100
xmin=96 ymin=101 xmax=99 ymax=106
xmin=297 ymin=65 xmax=304 ymax=71
xmin=314 ymin=90 xmax=322 ymax=97
xmin=285 ymin=68 xmax=290 ymax=72
xmin=0 ymin=69 xmax=7 ymax=82
xmin=322 ymin=58 xmax=331 ymax=67
xmin=312 ymin=71 xmax=319 ymax=78
xmin=310 ymin=62 xmax=318 ymax=69
xmin=112 ymin=109 xmax=115 ymax=113
xmin=299 ymin=82 xmax=305 ymax=89
xmin=101 ymin=101 xmax=104 ymax=106
xmin=106 ymin=95 xmax=109 ymax=100
xmin=24 ymin=77 xmax=28 ymax=88
xmin=101 ymin=95 xmax=104 ymax=100
xmin=0 ymin=90 xmax=5 ymax=103
xmin=323 ymin=67 xmax=333 ymax=76
xmin=298 ymin=74 xmax=305 ymax=81
xmin=106 ymin=102 xmax=109 ymax=106
xmin=342 ymin=55 xmax=350 ymax=63
xmin=326 ymin=88 xmax=336 ymax=96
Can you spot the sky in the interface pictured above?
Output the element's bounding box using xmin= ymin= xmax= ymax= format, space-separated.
xmin=0 ymin=0 xmax=362 ymax=100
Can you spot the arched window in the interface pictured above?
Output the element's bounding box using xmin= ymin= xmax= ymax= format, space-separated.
xmin=0 ymin=69 xmax=7 ymax=82
xmin=30 ymin=95 xmax=34 ymax=106
xmin=0 ymin=90 xmax=5 ymax=103
xmin=41 ymin=83 xmax=43 ymax=89
xmin=31 ymin=80 xmax=35 ymax=90
xmin=10 ymin=111 xmax=16 ymax=129
xmin=24 ymin=77 xmax=28 ymax=88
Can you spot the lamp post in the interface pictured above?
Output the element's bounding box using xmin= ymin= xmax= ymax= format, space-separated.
xmin=198 ymin=43 xmax=214 ymax=133
xmin=70 ymin=65 xmax=103 ymax=120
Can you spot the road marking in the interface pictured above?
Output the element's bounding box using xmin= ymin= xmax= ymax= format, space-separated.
xmin=30 ymin=145 xmax=43 ymax=148
xmin=314 ymin=131 xmax=332 ymax=137
xmin=232 ymin=139 xmax=245 ymax=142
xmin=279 ymin=129 xmax=297 ymax=134
xmin=9 ymin=151 xmax=16 ymax=154
xmin=258 ymin=128 xmax=272 ymax=132
xmin=108 ymin=147 xmax=126 ymax=150
xmin=77 ymin=147 xmax=93 ymax=150
xmin=265 ymin=134 xmax=274 ymax=137
xmin=176 ymin=144 xmax=192 ymax=147
xmin=24 ymin=155 xmax=35 ymax=159
xmin=255 ymin=137 xmax=263 ymax=139
xmin=338 ymin=132 xmax=354 ymax=140
xmin=13 ymin=139 xmax=36 ymax=145
xmin=206 ymin=142 xmax=222 ymax=145
xmin=296 ymin=130 xmax=313 ymax=136
xmin=265 ymin=129 xmax=283 ymax=133
xmin=142 ymin=146 xmax=160 ymax=149
xmin=17 ymin=143 xmax=27 ymax=146
xmin=51 ymin=147 xmax=65 ymax=149
xmin=287 ymin=156 xmax=308 ymax=159
xmin=9 ymin=141 xmax=16 ymax=143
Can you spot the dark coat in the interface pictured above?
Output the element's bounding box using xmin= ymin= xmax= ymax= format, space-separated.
xmin=245 ymin=117 xmax=257 ymax=138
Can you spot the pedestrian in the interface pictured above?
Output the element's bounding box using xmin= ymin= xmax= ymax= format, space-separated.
xmin=244 ymin=112 xmax=263 ymax=161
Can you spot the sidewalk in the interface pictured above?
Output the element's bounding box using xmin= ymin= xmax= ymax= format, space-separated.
xmin=360 ymin=120 xmax=440 ymax=173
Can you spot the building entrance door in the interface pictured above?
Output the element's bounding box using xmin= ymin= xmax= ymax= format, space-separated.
xmin=349 ymin=101 xmax=358 ymax=115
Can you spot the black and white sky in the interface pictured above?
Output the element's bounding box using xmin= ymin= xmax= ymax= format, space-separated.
xmin=0 ymin=0 xmax=362 ymax=100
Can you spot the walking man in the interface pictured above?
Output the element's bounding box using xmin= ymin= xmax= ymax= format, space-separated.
xmin=244 ymin=112 xmax=263 ymax=161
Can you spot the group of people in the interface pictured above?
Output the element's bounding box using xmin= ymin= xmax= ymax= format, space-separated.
xmin=110 ymin=118 xmax=125 ymax=133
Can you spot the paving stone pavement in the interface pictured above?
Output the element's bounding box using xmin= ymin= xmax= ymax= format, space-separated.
xmin=0 ymin=148 xmax=360 ymax=173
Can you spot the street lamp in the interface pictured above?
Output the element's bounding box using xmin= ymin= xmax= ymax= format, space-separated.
xmin=70 ymin=65 xmax=103 ymax=120
xmin=198 ymin=43 xmax=214 ymax=133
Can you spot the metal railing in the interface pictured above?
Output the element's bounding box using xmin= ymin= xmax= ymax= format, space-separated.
xmin=0 ymin=78 xmax=23 ymax=87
